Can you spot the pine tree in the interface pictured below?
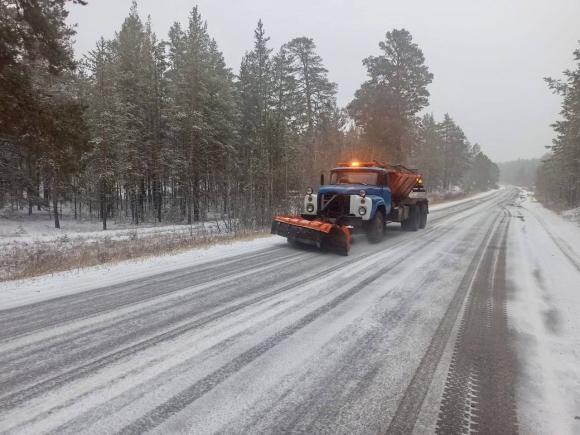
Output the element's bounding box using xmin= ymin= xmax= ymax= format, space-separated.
xmin=284 ymin=37 xmax=338 ymax=186
xmin=237 ymin=20 xmax=275 ymax=225
xmin=0 ymin=0 xmax=87 ymax=225
xmin=539 ymin=42 xmax=580 ymax=208
xmin=415 ymin=114 xmax=444 ymax=189
xmin=83 ymin=37 xmax=128 ymax=229
xmin=166 ymin=7 xmax=238 ymax=224
xmin=438 ymin=114 xmax=471 ymax=190
xmin=348 ymin=29 xmax=433 ymax=163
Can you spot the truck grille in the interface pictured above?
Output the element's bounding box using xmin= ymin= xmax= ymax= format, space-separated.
xmin=320 ymin=193 xmax=351 ymax=218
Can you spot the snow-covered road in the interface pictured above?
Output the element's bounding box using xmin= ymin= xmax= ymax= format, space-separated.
xmin=1 ymin=188 xmax=579 ymax=434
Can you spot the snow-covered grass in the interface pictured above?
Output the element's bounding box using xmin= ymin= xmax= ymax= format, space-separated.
xmin=0 ymin=206 xmax=229 ymax=247
xmin=0 ymin=225 xmax=265 ymax=282
xmin=0 ymin=206 xmax=248 ymax=281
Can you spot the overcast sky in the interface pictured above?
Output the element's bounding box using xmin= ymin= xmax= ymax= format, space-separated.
xmin=67 ymin=0 xmax=579 ymax=162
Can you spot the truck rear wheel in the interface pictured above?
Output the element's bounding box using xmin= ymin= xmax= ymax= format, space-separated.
xmin=402 ymin=205 xmax=419 ymax=232
xmin=366 ymin=209 xmax=385 ymax=243
xmin=419 ymin=203 xmax=428 ymax=229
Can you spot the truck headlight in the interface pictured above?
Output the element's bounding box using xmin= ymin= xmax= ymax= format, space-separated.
xmin=307 ymin=204 xmax=315 ymax=213
xmin=358 ymin=206 xmax=367 ymax=216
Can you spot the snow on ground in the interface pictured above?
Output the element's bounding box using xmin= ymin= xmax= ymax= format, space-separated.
xmin=428 ymin=188 xmax=499 ymax=211
xmin=507 ymin=191 xmax=580 ymax=435
xmin=562 ymin=206 xmax=580 ymax=226
xmin=0 ymin=190 xmax=498 ymax=310
xmin=0 ymin=235 xmax=278 ymax=310
xmin=0 ymin=207 xmax=225 ymax=248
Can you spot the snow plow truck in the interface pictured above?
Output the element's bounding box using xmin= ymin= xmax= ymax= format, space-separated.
xmin=271 ymin=161 xmax=428 ymax=255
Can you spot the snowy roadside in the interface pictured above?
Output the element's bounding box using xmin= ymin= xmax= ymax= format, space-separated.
xmin=506 ymin=193 xmax=580 ymax=435
xmin=0 ymin=213 xmax=225 ymax=248
xmin=0 ymin=189 xmax=498 ymax=304
xmin=428 ymin=188 xmax=499 ymax=211
xmin=0 ymin=209 xmax=242 ymax=282
xmin=0 ymin=235 xmax=279 ymax=310
xmin=561 ymin=206 xmax=580 ymax=227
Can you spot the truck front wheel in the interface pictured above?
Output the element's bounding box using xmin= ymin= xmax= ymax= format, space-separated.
xmin=366 ymin=209 xmax=385 ymax=243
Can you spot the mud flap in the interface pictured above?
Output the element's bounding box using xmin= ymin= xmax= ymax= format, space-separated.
xmin=271 ymin=216 xmax=351 ymax=255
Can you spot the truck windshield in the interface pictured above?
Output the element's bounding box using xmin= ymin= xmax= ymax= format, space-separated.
xmin=330 ymin=170 xmax=378 ymax=185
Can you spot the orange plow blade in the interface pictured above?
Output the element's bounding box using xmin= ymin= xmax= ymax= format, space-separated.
xmin=271 ymin=215 xmax=351 ymax=255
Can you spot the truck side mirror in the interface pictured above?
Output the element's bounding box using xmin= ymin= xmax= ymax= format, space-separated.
xmin=320 ymin=173 xmax=325 ymax=186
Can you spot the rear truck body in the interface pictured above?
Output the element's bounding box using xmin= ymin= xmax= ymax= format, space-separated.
xmin=271 ymin=161 xmax=429 ymax=255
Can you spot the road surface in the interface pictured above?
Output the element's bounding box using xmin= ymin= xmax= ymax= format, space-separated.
xmin=1 ymin=188 xmax=579 ymax=434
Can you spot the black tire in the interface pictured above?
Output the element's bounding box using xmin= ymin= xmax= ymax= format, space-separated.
xmin=419 ymin=203 xmax=428 ymax=229
xmin=403 ymin=205 xmax=419 ymax=232
xmin=366 ymin=209 xmax=385 ymax=243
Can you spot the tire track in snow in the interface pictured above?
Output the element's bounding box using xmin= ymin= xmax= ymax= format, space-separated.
xmin=385 ymin=206 xmax=506 ymax=434
xmin=39 ymin=216 xmax=481 ymax=435
xmin=233 ymin=211 xmax=501 ymax=434
xmin=0 ymin=204 xmax=463 ymax=414
xmin=1 ymin=191 xmax=505 ymax=372
xmin=434 ymin=211 xmax=518 ymax=434
xmin=0 ymin=252 xmax=315 ymax=397
xmin=115 ymin=198 xmax=510 ymax=434
xmin=0 ymin=189 xmax=510 ymax=430
xmin=0 ymin=247 xmax=296 ymax=341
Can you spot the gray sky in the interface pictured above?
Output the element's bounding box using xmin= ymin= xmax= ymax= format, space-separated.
xmin=67 ymin=0 xmax=580 ymax=162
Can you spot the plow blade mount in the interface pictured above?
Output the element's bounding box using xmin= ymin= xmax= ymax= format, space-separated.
xmin=271 ymin=216 xmax=351 ymax=256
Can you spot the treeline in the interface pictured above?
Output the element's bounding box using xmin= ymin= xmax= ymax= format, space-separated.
xmin=497 ymin=159 xmax=539 ymax=188
xmin=536 ymin=43 xmax=580 ymax=209
xmin=0 ymin=1 xmax=499 ymax=230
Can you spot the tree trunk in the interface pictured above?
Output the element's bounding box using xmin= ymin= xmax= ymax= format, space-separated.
xmin=101 ymin=180 xmax=107 ymax=230
xmin=52 ymin=182 xmax=60 ymax=229
xmin=28 ymin=187 xmax=33 ymax=216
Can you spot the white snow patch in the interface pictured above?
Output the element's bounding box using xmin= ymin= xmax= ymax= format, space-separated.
xmin=561 ymin=206 xmax=580 ymax=226
xmin=506 ymin=193 xmax=580 ymax=435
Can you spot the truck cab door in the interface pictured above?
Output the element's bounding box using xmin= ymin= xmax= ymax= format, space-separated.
xmin=378 ymin=172 xmax=391 ymax=204
xmin=376 ymin=172 xmax=392 ymax=218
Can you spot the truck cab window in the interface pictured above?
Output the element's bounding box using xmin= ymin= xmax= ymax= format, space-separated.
xmin=330 ymin=170 xmax=379 ymax=185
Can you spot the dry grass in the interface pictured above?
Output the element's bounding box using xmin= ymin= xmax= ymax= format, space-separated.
xmin=0 ymin=228 xmax=269 ymax=282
